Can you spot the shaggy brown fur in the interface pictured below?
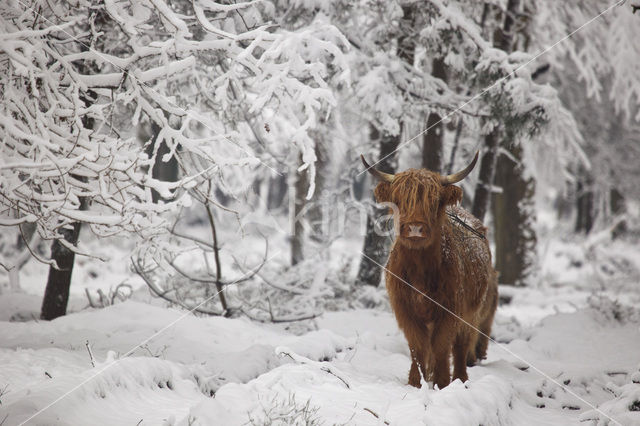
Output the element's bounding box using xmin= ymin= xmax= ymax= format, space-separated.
xmin=373 ymin=168 xmax=498 ymax=389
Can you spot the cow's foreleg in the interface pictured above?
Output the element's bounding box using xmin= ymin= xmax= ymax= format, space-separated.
xmin=408 ymin=348 xmax=422 ymax=387
xmin=406 ymin=329 xmax=427 ymax=388
xmin=429 ymin=320 xmax=454 ymax=389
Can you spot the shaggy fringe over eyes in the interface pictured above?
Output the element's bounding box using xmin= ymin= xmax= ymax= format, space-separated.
xmin=390 ymin=171 xmax=440 ymax=221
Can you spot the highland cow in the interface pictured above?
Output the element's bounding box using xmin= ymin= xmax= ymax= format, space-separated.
xmin=362 ymin=152 xmax=498 ymax=389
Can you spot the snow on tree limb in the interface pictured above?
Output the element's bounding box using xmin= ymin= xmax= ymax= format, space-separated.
xmin=0 ymin=0 xmax=347 ymax=263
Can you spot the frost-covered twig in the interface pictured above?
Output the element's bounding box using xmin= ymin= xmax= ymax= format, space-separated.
xmin=132 ymin=256 xmax=225 ymax=316
xmin=277 ymin=347 xmax=351 ymax=388
xmin=363 ymin=408 xmax=390 ymax=425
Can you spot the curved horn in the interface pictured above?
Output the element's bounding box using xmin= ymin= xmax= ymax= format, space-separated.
xmin=360 ymin=155 xmax=395 ymax=183
xmin=440 ymin=151 xmax=479 ymax=185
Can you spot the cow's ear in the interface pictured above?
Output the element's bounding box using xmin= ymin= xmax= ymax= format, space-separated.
xmin=374 ymin=182 xmax=392 ymax=203
xmin=440 ymin=185 xmax=462 ymax=206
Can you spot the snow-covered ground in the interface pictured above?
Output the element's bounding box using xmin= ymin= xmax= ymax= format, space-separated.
xmin=1 ymin=238 xmax=640 ymax=425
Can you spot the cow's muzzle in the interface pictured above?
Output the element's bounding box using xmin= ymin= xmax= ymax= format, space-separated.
xmin=400 ymin=222 xmax=429 ymax=239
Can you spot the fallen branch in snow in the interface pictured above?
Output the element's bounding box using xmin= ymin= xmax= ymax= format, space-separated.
xmin=240 ymin=307 xmax=320 ymax=324
xmin=0 ymin=383 xmax=8 ymax=399
xmin=277 ymin=347 xmax=351 ymax=389
xmin=319 ymin=366 xmax=350 ymax=389
xmin=363 ymin=408 xmax=390 ymax=425
xmin=85 ymin=340 xmax=96 ymax=367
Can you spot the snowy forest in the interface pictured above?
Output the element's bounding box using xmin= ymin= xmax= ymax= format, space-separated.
xmin=1 ymin=0 xmax=640 ymax=424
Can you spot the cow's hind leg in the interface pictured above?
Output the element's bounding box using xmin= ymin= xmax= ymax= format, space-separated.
xmin=474 ymin=314 xmax=494 ymax=361
xmin=453 ymin=330 xmax=471 ymax=383
xmin=466 ymin=330 xmax=480 ymax=366
xmin=475 ymin=287 xmax=498 ymax=361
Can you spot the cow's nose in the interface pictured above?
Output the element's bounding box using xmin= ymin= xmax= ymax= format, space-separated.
xmin=408 ymin=224 xmax=423 ymax=237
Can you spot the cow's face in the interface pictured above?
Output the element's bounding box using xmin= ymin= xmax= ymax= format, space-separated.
xmin=361 ymin=152 xmax=477 ymax=249
xmin=374 ymin=170 xmax=462 ymax=249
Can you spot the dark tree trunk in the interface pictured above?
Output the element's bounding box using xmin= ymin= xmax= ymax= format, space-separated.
xmin=608 ymin=113 xmax=626 ymax=239
xmin=471 ymin=0 xmax=520 ymax=223
xmin=446 ymin=119 xmax=464 ymax=175
xmin=474 ymin=0 xmax=538 ymax=288
xmin=40 ymin=10 xmax=115 ymax=320
xmin=575 ymin=176 xmax=594 ymax=234
xmin=352 ymin=173 xmax=366 ymax=201
xmin=268 ymin=174 xmax=287 ymax=210
xmin=422 ymin=58 xmax=447 ymax=172
xmin=357 ymin=125 xmax=401 ymax=286
xmin=41 ymin=223 xmax=82 ymax=320
xmin=492 ymin=144 xmax=536 ymax=286
xmin=610 ymin=188 xmax=626 ymax=239
xmin=41 ymin=91 xmax=94 ymax=320
xmin=147 ymin=121 xmax=179 ymax=203
xmin=492 ymin=0 xmax=539 ymax=287
xmin=471 ymin=130 xmax=499 ymax=221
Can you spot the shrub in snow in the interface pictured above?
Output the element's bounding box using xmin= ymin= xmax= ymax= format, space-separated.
xmin=247 ymin=393 xmax=322 ymax=426
xmin=587 ymin=294 xmax=640 ymax=324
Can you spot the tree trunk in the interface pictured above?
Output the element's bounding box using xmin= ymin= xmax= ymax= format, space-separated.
xmin=474 ymin=0 xmax=538 ymax=288
xmin=446 ymin=118 xmax=464 ymax=175
xmin=147 ymin=120 xmax=179 ymax=203
xmin=40 ymin=84 xmax=97 ymax=320
xmin=471 ymin=130 xmax=499 ymax=221
xmin=608 ymin=112 xmax=626 ymax=239
xmin=471 ymin=0 xmax=520 ymax=222
xmin=40 ymin=10 xmax=110 ymax=320
xmin=357 ymin=125 xmax=401 ymax=286
xmin=575 ymin=174 xmax=594 ymax=234
xmin=610 ymin=188 xmax=626 ymax=239
xmin=291 ymin=154 xmax=308 ymax=266
xmin=492 ymin=0 xmax=538 ymax=287
xmin=422 ymin=58 xmax=447 ymax=172
xmin=307 ymin=127 xmax=330 ymax=241
xmin=268 ymin=174 xmax=287 ymax=210
xmin=41 ymin=222 xmax=82 ymax=320
xmin=492 ymin=143 xmax=536 ymax=286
